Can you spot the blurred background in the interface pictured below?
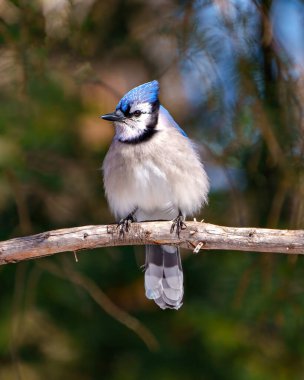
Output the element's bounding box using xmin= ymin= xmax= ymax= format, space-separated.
xmin=0 ymin=0 xmax=304 ymax=379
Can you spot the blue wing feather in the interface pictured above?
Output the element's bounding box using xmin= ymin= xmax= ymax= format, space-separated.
xmin=160 ymin=106 xmax=188 ymax=138
xmin=174 ymin=124 xmax=188 ymax=137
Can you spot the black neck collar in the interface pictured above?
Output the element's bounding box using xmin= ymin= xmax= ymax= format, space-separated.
xmin=119 ymin=128 xmax=158 ymax=144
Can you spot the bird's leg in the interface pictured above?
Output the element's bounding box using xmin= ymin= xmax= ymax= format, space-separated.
xmin=170 ymin=210 xmax=187 ymax=238
xmin=117 ymin=208 xmax=137 ymax=237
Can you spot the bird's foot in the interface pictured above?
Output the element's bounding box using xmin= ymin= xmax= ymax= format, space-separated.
xmin=117 ymin=213 xmax=135 ymax=237
xmin=170 ymin=213 xmax=187 ymax=238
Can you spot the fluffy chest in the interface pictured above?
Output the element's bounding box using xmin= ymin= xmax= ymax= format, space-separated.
xmin=123 ymin=148 xmax=171 ymax=202
xmin=105 ymin=141 xmax=167 ymax=185
xmin=133 ymin=159 xmax=167 ymax=188
xmin=103 ymin=141 xmax=175 ymax=217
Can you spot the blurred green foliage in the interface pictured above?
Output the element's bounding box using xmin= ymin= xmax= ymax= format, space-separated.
xmin=0 ymin=0 xmax=304 ymax=379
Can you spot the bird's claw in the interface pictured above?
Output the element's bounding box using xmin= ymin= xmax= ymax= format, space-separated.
xmin=117 ymin=214 xmax=134 ymax=237
xmin=170 ymin=214 xmax=187 ymax=238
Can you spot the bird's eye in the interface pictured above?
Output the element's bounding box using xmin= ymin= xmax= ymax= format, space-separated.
xmin=133 ymin=110 xmax=142 ymax=117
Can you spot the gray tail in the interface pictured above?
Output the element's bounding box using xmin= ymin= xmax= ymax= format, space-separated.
xmin=144 ymin=245 xmax=183 ymax=310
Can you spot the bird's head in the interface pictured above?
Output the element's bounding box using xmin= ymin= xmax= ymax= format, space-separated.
xmin=101 ymin=80 xmax=160 ymax=143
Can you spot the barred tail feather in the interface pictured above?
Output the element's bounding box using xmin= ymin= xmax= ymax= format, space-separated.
xmin=144 ymin=245 xmax=183 ymax=310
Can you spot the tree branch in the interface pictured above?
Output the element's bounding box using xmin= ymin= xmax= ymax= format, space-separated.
xmin=0 ymin=221 xmax=303 ymax=265
xmin=0 ymin=221 xmax=304 ymax=265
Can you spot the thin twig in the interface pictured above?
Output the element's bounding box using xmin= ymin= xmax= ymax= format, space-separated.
xmin=38 ymin=260 xmax=159 ymax=351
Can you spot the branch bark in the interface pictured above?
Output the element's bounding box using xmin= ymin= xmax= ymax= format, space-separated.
xmin=0 ymin=221 xmax=303 ymax=265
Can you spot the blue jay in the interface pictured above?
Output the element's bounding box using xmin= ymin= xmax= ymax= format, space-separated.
xmin=101 ymin=80 xmax=209 ymax=310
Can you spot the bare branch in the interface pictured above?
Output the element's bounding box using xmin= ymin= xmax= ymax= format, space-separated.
xmin=0 ymin=221 xmax=303 ymax=265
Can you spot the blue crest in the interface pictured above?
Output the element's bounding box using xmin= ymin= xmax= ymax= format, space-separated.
xmin=116 ymin=80 xmax=159 ymax=113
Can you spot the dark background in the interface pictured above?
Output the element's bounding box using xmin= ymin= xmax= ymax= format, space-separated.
xmin=1 ymin=0 xmax=304 ymax=379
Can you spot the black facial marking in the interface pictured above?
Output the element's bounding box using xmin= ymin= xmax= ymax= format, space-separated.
xmin=121 ymin=105 xmax=131 ymax=117
xmin=146 ymin=100 xmax=160 ymax=130
xmin=151 ymin=99 xmax=160 ymax=113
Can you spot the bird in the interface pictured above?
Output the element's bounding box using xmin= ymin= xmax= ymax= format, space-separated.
xmin=101 ymin=80 xmax=209 ymax=310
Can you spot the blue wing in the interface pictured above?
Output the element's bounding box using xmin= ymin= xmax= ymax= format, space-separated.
xmin=160 ymin=106 xmax=188 ymax=138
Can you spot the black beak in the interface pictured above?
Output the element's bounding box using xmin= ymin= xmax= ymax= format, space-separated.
xmin=100 ymin=111 xmax=124 ymax=122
